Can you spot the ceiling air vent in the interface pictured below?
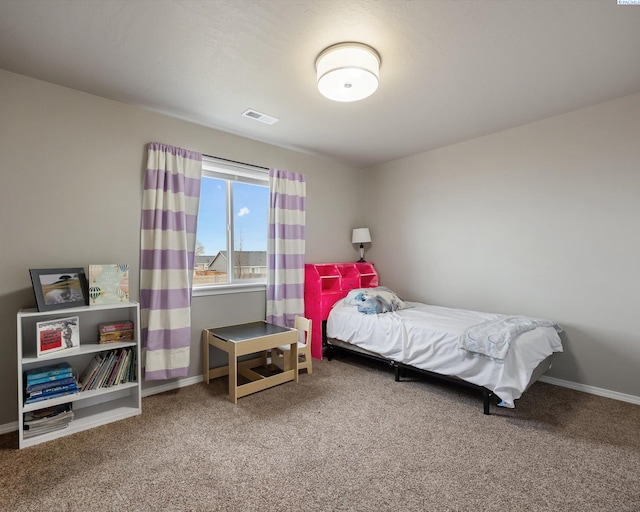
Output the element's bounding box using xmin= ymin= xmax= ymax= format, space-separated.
xmin=242 ymin=109 xmax=279 ymax=125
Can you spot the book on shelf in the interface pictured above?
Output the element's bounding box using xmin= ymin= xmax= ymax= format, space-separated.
xmin=98 ymin=320 xmax=134 ymax=334
xmin=26 ymin=381 xmax=79 ymax=397
xmin=129 ymin=350 xmax=137 ymax=382
xmin=117 ymin=349 xmax=133 ymax=384
xmin=79 ymin=348 xmax=136 ymax=391
xmin=107 ymin=351 xmax=125 ymax=386
xmin=26 ymin=376 xmax=77 ymax=393
xmin=25 ymin=382 xmax=79 ymax=403
xmin=97 ymin=351 xmax=117 ymax=388
xmin=84 ymin=353 xmax=110 ymax=391
xmin=24 ymin=388 xmax=79 ymax=404
xmin=35 ymin=316 xmax=80 ymax=357
xmin=84 ymin=350 xmax=115 ymax=390
xmin=79 ymin=353 xmax=104 ymax=391
xmin=24 ymin=364 xmax=79 ymax=404
xmin=99 ymin=329 xmax=134 ymax=343
xmin=98 ymin=319 xmax=134 ymax=343
xmin=25 ymin=362 xmax=73 ymax=384
xmin=26 ymin=373 xmax=75 ymax=387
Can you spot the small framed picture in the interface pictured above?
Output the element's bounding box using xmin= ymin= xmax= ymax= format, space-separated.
xmin=36 ymin=316 xmax=80 ymax=357
xmin=88 ymin=264 xmax=129 ymax=305
xmin=29 ymin=268 xmax=89 ymax=312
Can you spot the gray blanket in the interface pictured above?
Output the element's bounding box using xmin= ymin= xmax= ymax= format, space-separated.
xmin=460 ymin=316 xmax=562 ymax=361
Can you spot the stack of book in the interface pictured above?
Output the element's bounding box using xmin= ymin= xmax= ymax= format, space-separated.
xmin=79 ymin=348 xmax=136 ymax=391
xmin=23 ymin=403 xmax=74 ymax=439
xmin=24 ymin=362 xmax=79 ymax=404
xmin=98 ymin=320 xmax=134 ymax=343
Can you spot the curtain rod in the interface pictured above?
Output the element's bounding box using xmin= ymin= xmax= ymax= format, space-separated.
xmin=202 ymin=154 xmax=269 ymax=171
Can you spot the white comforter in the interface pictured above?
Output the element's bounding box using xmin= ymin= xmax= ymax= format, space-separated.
xmin=326 ymin=300 xmax=563 ymax=407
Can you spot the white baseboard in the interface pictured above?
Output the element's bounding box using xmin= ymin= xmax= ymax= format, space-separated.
xmin=0 ymin=421 xmax=17 ymax=436
xmin=2 ymin=375 xmax=637 ymax=436
xmin=141 ymin=375 xmax=203 ymax=398
xmin=538 ymin=375 xmax=640 ymax=405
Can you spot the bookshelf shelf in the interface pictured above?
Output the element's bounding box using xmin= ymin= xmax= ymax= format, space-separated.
xmin=21 ymin=340 xmax=137 ymax=365
xmin=20 ymin=398 xmax=140 ymax=449
xmin=21 ymin=381 xmax=139 ymax=413
xmin=17 ymin=301 xmax=142 ymax=449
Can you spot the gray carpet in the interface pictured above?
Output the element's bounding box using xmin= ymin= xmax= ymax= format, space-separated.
xmin=1 ymin=357 xmax=639 ymax=511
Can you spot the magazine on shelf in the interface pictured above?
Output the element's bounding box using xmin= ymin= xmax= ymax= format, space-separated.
xmin=24 ymin=402 xmax=72 ymax=422
xmin=35 ymin=317 xmax=80 ymax=357
xmin=23 ymin=403 xmax=74 ymax=438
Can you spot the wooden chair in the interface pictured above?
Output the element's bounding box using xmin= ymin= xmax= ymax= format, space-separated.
xmin=271 ymin=316 xmax=313 ymax=374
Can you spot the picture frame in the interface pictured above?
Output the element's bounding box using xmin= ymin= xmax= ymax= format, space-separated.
xmin=36 ymin=316 xmax=80 ymax=357
xmin=88 ymin=264 xmax=129 ymax=306
xmin=29 ymin=268 xmax=89 ymax=312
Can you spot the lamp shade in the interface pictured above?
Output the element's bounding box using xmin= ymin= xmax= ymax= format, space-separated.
xmin=316 ymin=43 xmax=380 ymax=102
xmin=352 ymin=228 xmax=372 ymax=244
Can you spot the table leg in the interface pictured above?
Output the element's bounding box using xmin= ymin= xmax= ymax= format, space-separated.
xmin=203 ymin=330 xmax=210 ymax=384
xmin=229 ymin=342 xmax=238 ymax=404
xmin=289 ymin=339 xmax=299 ymax=383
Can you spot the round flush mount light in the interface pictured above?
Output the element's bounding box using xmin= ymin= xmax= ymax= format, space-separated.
xmin=315 ymin=42 xmax=381 ymax=102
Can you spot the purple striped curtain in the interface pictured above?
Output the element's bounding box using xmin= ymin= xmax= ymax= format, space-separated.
xmin=140 ymin=142 xmax=202 ymax=380
xmin=266 ymin=169 xmax=306 ymax=327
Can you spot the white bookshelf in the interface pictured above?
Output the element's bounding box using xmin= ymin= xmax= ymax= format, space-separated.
xmin=17 ymin=301 xmax=142 ymax=449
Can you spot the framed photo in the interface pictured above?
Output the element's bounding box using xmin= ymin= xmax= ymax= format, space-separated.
xmin=36 ymin=316 xmax=80 ymax=357
xmin=88 ymin=264 xmax=129 ymax=305
xmin=29 ymin=268 xmax=89 ymax=312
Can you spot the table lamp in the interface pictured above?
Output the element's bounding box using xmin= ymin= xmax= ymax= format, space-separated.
xmin=352 ymin=228 xmax=372 ymax=262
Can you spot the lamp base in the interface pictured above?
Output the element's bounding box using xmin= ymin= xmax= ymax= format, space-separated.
xmin=357 ymin=243 xmax=366 ymax=263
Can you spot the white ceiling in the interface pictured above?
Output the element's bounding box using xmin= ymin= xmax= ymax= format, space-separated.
xmin=1 ymin=0 xmax=640 ymax=168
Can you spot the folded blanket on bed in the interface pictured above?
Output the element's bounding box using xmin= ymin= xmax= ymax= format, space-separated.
xmin=344 ymin=287 xmax=412 ymax=315
xmin=460 ymin=316 xmax=562 ymax=361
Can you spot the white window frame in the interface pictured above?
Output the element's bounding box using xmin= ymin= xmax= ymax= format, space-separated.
xmin=192 ymin=156 xmax=269 ymax=297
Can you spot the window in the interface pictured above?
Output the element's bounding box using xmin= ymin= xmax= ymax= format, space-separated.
xmin=193 ymin=157 xmax=269 ymax=292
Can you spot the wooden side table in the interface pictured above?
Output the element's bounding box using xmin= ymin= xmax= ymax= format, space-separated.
xmin=202 ymin=321 xmax=298 ymax=403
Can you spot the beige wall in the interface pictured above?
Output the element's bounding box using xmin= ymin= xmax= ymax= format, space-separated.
xmin=364 ymin=93 xmax=640 ymax=398
xmin=2 ymin=67 xmax=638 ymax=428
xmin=0 ymin=69 xmax=365 ymax=425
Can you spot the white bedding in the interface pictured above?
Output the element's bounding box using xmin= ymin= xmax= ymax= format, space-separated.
xmin=326 ymin=299 xmax=563 ymax=407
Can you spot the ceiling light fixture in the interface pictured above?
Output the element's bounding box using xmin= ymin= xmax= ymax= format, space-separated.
xmin=315 ymin=42 xmax=381 ymax=102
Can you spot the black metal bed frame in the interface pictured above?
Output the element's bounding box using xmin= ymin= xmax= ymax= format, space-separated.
xmin=324 ymin=324 xmax=494 ymax=415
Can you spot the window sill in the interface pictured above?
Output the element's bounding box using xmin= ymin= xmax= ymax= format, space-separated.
xmin=192 ymin=282 xmax=267 ymax=297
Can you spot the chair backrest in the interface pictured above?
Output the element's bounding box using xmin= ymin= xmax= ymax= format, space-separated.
xmin=294 ymin=316 xmax=312 ymax=347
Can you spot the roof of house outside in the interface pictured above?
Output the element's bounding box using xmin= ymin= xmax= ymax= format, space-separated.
xmin=207 ymin=251 xmax=267 ymax=271
xmin=195 ymin=255 xmax=215 ymax=267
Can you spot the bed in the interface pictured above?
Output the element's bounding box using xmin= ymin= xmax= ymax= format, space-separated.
xmin=325 ymin=287 xmax=563 ymax=414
